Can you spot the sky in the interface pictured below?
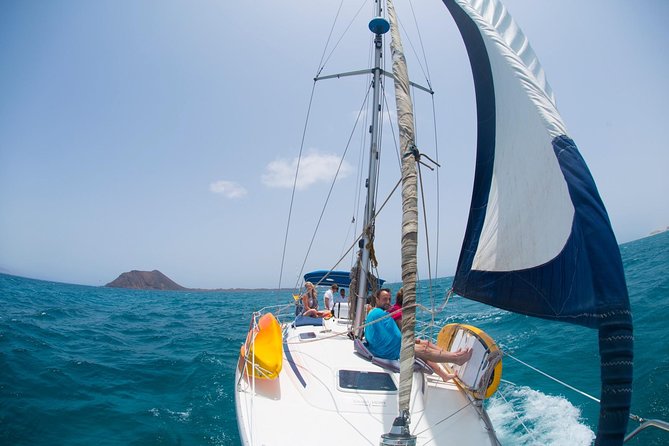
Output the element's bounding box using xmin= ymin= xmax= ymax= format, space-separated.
xmin=1 ymin=0 xmax=667 ymax=289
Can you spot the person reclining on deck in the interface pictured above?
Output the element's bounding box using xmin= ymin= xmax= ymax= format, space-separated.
xmin=364 ymin=288 xmax=472 ymax=382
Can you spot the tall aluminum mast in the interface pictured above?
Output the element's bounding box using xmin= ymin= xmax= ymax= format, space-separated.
xmin=352 ymin=3 xmax=390 ymax=337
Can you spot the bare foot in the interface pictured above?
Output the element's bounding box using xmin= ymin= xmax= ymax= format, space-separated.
xmin=441 ymin=372 xmax=457 ymax=382
xmin=434 ymin=367 xmax=457 ymax=382
xmin=452 ymin=347 xmax=473 ymax=365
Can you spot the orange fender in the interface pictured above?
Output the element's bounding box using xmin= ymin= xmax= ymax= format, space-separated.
xmin=240 ymin=313 xmax=283 ymax=380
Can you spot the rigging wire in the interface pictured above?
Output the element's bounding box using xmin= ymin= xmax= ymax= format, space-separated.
xmin=495 ymin=385 xmax=538 ymax=443
xmin=318 ymin=0 xmax=370 ymax=75
xmin=294 ymin=84 xmax=374 ymax=289
xmin=278 ymin=82 xmax=318 ymax=291
xmin=504 ymin=353 xmax=602 ymax=405
xmin=279 ymin=1 xmax=351 ymax=291
xmin=372 ymin=53 xmax=387 ymax=224
xmin=416 ymin=160 xmax=436 ymax=338
xmin=405 ymin=0 xmax=443 ymax=284
xmin=382 ymin=87 xmax=402 ymax=169
xmin=407 ymin=0 xmax=434 ymax=87
xmin=385 ymin=7 xmax=444 ymax=310
xmin=315 ymin=0 xmax=345 ymax=76
xmin=287 ymin=0 xmax=377 ymax=289
xmin=396 ymin=6 xmax=432 ymax=92
xmin=398 ymin=0 xmax=443 ymax=285
xmin=430 ymin=92 xmax=441 ymax=280
xmin=313 ymin=177 xmax=403 ymax=293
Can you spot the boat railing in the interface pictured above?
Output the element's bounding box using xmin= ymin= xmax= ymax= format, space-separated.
xmin=624 ymin=418 xmax=669 ymax=442
xmin=252 ymin=302 xmax=297 ymax=323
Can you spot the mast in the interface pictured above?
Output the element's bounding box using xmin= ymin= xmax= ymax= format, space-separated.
xmin=352 ymin=0 xmax=389 ymax=337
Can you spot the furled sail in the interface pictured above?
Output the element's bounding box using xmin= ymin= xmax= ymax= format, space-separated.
xmin=387 ymin=0 xmax=418 ymax=418
xmin=440 ymin=0 xmax=633 ymax=444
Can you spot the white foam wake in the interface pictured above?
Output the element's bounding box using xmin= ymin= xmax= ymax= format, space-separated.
xmin=487 ymin=384 xmax=595 ymax=445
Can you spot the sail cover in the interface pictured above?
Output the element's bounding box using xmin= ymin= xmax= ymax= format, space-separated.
xmin=441 ymin=0 xmax=632 ymax=444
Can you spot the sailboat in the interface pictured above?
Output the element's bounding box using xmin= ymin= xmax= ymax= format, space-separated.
xmin=235 ymin=0 xmax=635 ymax=444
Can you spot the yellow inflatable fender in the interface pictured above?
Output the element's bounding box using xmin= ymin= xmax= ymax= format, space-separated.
xmin=436 ymin=323 xmax=502 ymax=399
xmin=239 ymin=313 xmax=283 ymax=380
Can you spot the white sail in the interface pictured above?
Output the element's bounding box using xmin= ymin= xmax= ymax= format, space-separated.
xmin=443 ymin=0 xmax=633 ymax=443
xmin=454 ymin=0 xmax=573 ymax=271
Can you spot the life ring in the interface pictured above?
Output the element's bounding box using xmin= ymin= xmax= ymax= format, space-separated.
xmin=436 ymin=323 xmax=502 ymax=399
xmin=239 ymin=313 xmax=283 ymax=380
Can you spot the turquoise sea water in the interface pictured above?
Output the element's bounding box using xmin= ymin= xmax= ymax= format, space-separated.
xmin=1 ymin=231 xmax=668 ymax=445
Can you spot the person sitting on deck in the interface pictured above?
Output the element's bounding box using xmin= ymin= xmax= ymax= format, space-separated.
xmin=365 ymin=291 xmax=376 ymax=316
xmin=302 ymin=282 xmax=329 ymax=318
xmin=364 ymin=288 xmax=472 ymax=382
xmin=387 ymin=287 xmax=403 ymax=329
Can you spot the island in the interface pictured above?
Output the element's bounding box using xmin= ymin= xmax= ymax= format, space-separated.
xmin=105 ymin=270 xmax=187 ymax=291
xmin=105 ymin=270 xmax=284 ymax=291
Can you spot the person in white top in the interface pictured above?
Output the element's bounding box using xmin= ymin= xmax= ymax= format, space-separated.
xmin=337 ymin=288 xmax=347 ymax=304
xmin=323 ymin=284 xmax=338 ymax=311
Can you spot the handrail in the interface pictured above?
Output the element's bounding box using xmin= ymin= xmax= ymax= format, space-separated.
xmin=624 ymin=419 xmax=669 ymax=442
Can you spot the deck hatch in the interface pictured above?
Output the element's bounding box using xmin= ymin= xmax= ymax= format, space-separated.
xmin=299 ymin=332 xmax=316 ymax=340
xmin=338 ymin=370 xmax=397 ymax=391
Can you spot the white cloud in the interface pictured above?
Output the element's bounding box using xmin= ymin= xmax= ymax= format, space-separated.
xmin=262 ymin=151 xmax=352 ymax=190
xmin=209 ymin=180 xmax=247 ymax=199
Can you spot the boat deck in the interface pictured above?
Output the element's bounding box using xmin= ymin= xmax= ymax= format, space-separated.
xmin=235 ymin=315 xmax=498 ymax=445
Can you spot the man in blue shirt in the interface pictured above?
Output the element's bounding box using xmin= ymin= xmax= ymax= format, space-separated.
xmin=364 ymin=288 xmax=401 ymax=359
xmin=364 ymin=288 xmax=473 ymax=379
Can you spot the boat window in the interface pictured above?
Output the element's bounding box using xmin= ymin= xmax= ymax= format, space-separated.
xmin=299 ymin=332 xmax=316 ymax=340
xmin=338 ymin=370 xmax=397 ymax=391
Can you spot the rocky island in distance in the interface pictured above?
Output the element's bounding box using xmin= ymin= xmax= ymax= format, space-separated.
xmin=104 ymin=270 xmax=277 ymax=291
xmin=105 ymin=270 xmax=188 ymax=291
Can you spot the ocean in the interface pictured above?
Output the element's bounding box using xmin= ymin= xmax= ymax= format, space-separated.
xmin=1 ymin=231 xmax=667 ymax=445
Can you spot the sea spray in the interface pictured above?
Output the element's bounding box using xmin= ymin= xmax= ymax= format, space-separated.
xmin=487 ymin=384 xmax=595 ymax=445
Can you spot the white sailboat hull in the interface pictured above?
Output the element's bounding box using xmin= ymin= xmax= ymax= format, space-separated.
xmin=235 ymin=315 xmax=498 ymax=445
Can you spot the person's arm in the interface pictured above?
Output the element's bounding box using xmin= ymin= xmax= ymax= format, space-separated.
xmin=302 ymin=294 xmax=311 ymax=310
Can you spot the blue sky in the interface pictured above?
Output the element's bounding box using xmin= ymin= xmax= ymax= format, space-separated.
xmin=1 ymin=0 xmax=667 ymax=289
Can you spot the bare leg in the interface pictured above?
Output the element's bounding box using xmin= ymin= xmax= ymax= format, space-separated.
xmin=415 ymin=338 xmax=439 ymax=349
xmin=416 ymin=342 xmax=472 ymax=365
